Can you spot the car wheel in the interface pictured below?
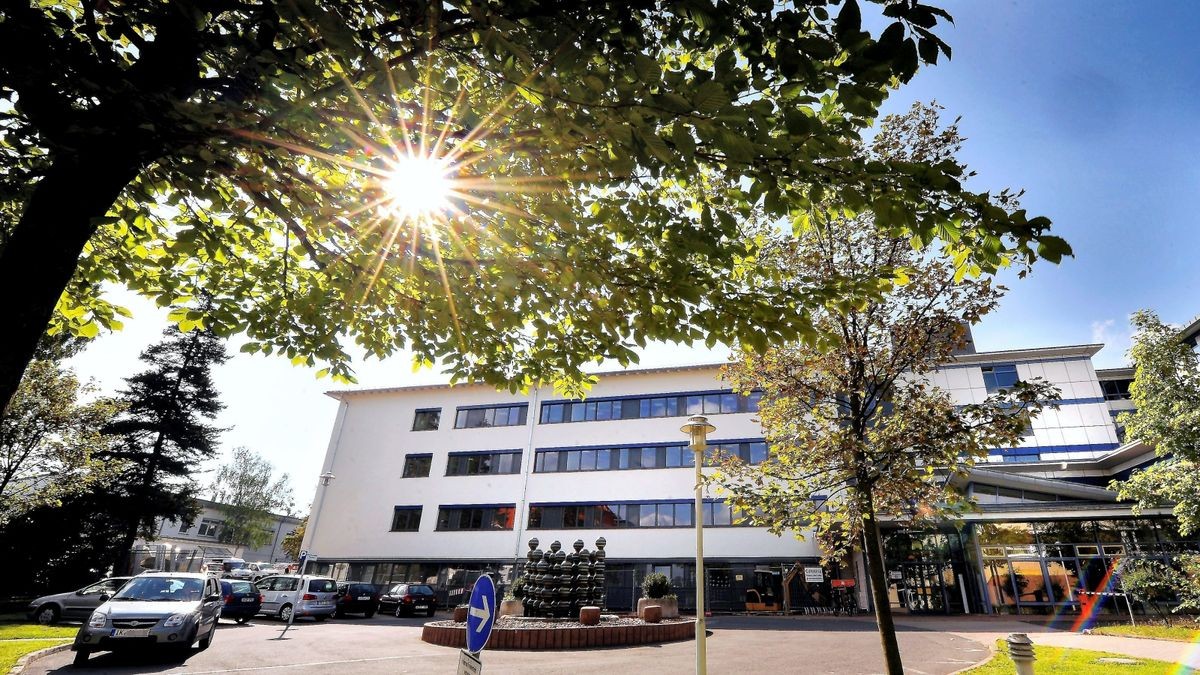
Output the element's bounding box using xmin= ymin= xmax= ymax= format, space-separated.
xmin=35 ymin=604 xmax=60 ymax=625
xmin=279 ymin=604 xmax=293 ymax=622
xmin=235 ymin=617 xmax=248 ymax=625
xmin=72 ymin=650 xmax=90 ymax=666
xmin=198 ymin=625 xmax=215 ymax=650
xmin=364 ymin=610 xmax=376 ymax=618
xmin=426 ymin=607 xmax=436 ymax=617
xmin=334 ymin=609 xmax=346 ymax=619
xmin=394 ymin=605 xmax=404 ymax=618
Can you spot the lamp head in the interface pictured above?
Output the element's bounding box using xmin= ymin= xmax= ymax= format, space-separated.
xmin=680 ymin=415 xmax=716 ymax=450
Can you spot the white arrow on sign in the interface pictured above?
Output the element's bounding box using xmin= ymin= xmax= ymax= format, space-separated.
xmin=469 ymin=596 xmax=490 ymax=632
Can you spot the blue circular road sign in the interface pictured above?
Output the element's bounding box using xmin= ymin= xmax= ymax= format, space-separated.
xmin=465 ymin=575 xmax=496 ymax=654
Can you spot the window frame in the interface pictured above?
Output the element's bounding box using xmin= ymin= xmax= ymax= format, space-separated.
xmin=390 ymin=506 xmax=423 ymax=532
xmin=412 ymin=408 xmax=441 ymax=431
xmin=444 ymin=450 xmax=522 ymax=476
xmin=402 ymin=453 xmax=433 ymax=478
xmin=453 ymin=404 xmax=529 ymax=429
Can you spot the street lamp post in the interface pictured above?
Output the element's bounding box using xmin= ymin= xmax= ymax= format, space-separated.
xmin=680 ymin=415 xmax=715 ymax=675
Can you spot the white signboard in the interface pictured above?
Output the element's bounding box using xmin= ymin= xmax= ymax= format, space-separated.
xmin=889 ymin=570 xmax=903 ymax=580
xmin=804 ymin=567 xmax=824 ymax=583
xmin=457 ymin=649 xmax=482 ymax=675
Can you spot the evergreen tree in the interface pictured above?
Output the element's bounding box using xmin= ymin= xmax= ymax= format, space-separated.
xmin=104 ymin=327 xmax=228 ymax=572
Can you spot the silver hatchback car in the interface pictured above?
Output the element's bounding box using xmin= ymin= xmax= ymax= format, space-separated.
xmin=72 ymin=573 xmax=222 ymax=666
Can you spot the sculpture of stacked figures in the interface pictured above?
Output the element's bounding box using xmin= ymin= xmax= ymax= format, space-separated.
xmin=514 ymin=536 xmax=607 ymax=618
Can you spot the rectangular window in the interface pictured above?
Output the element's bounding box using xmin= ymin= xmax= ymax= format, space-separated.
xmin=454 ymin=404 xmax=528 ymax=429
xmin=981 ymin=364 xmax=1020 ymax=393
xmin=445 ymin=451 xmax=522 ymax=476
xmin=402 ymin=454 xmax=432 ymax=478
xmin=196 ymin=519 xmax=222 ymax=538
xmin=412 ymin=408 xmax=441 ymax=431
xmin=533 ymin=440 xmax=766 ymax=473
xmin=390 ymin=506 xmax=422 ymax=531
xmin=1101 ymin=379 xmax=1132 ymax=401
xmin=436 ymin=505 xmax=516 ymax=531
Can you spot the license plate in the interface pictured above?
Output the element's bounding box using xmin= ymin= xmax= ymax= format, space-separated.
xmin=241 ymin=597 xmax=256 ymax=603
xmin=112 ymin=629 xmax=151 ymax=638
xmin=357 ymin=596 xmax=370 ymax=600
xmin=414 ymin=605 xmax=428 ymax=610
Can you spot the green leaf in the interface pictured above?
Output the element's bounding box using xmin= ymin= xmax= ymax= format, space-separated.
xmin=693 ymin=81 xmax=729 ymax=114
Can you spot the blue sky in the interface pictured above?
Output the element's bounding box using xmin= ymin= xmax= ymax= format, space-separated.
xmin=871 ymin=0 xmax=1200 ymax=362
xmin=67 ymin=0 xmax=1200 ymax=505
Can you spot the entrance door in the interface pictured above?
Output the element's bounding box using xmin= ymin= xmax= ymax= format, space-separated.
xmin=901 ymin=563 xmax=946 ymax=613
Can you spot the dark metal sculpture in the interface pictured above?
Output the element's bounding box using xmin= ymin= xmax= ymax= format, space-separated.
xmin=514 ymin=536 xmax=607 ymax=618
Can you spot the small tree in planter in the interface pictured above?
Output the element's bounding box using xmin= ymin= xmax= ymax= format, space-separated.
xmin=638 ymin=573 xmax=679 ymax=619
xmin=500 ymin=576 xmax=525 ymax=617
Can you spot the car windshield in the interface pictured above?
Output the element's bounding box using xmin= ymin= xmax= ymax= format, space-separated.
xmin=229 ymin=581 xmax=256 ymax=594
xmin=112 ymin=577 xmax=204 ymax=602
xmin=409 ymin=585 xmax=435 ymax=596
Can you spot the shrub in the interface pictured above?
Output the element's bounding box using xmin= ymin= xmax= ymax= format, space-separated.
xmin=506 ymin=576 xmax=526 ymax=601
xmin=642 ymin=573 xmax=672 ymax=599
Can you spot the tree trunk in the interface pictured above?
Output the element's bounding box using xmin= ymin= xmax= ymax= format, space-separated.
xmin=0 ymin=151 xmax=140 ymax=416
xmin=862 ymin=499 xmax=905 ymax=675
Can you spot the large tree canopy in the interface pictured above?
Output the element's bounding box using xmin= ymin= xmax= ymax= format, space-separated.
xmin=0 ymin=0 xmax=1069 ymax=412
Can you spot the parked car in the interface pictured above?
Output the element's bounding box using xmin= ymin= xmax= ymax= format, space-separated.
xmin=71 ymin=572 xmax=222 ymax=666
xmin=25 ymin=577 xmax=133 ymax=625
xmin=218 ymin=579 xmax=263 ymax=624
xmin=220 ymin=558 xmax=248 ymax=578
xmin=203 ymin=561 xmax=224 ymax=578
xmin=254 ymin=575 xmax=338 ymax=621
xmin=378 ymin=583 xmax=437 ymax=617
xmin=333 ymin=582 xmax=380 ymax=618
xmin=227 ymin=562 xmax=275 ymax=582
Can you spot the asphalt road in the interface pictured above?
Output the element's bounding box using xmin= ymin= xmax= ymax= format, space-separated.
xmin=28 ymin=613 xmax=988 ymax=674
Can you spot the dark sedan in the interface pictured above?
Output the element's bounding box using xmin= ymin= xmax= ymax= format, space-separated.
xmin=218 ymin=579 xmax=263 ymax=624
xmin=378 ymin=583 xmax=436 ymax=617
xmin=334 ymin=582 xmax=380 ymax=618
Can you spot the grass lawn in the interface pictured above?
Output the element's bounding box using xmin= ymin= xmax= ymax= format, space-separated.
xmin=0 ymin=623 xmax=77 ymax=640
xmin=1091 ymin=623 xmax=1200 ymax=642
xmin=965 ymin=639 xmax=1177 ymax=674
xmin=0 ymin=624 xmax=75 ymax=672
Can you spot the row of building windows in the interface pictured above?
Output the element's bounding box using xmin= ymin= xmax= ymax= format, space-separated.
xmin=539 ymin=391 xmax=761 ymax=425
xmin=390 ymin=501 xmax=746 ymax=532
xmin=528 ymin=501 xmax=743 ymax=529
xmin=453 ymin=404 xmax=528 ymax=429
xmin=445 ymin=451 xmax=522 ymax=476
xmin=403 ymin=451 xmax=523 ymax=477
xmin=409 ymin=389 xmax=762 ymax=432
xmin=533 ymin=440 xmax=768 ymax=473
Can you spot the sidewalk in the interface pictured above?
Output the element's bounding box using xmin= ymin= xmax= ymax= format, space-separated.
xmin=889 ymin=615 xmax=1199 ymax=670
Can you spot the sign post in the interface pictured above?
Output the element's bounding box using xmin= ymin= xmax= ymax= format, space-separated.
xmin=460 ymin=574 xmax=496 ymax=673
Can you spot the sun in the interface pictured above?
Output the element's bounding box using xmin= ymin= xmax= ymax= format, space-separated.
xmin=381 ymin=155 xmax=455 ymax=220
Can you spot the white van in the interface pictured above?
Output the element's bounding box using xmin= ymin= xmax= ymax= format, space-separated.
xmin=254 ymin=575 xmax=338 ymax=621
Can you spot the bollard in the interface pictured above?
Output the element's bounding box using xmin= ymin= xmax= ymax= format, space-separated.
xmin=1006 ymin=633 xmax=1036 ymax=675
xmin=643 ymin=605 xmax=663 ymax=624
xmin=579 ymin=606 xmax=601 ymax=626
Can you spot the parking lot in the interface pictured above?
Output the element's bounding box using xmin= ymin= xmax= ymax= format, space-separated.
xmin=25 ymin=614 xmax=988 ymax=674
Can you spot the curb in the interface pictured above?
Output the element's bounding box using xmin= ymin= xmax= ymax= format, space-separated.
xmin=948 ymin=642 xmax=1000 ymax=675
xmin=7 ymin=642 xmax=71 ymax=675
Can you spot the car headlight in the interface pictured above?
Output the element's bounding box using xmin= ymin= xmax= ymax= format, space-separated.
xmin=88 ymin=612 xmax=108 ymax=629
xmin=163 ymin=613 xmax=187 ymax=628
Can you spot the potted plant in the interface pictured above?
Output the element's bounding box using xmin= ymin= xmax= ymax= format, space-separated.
xmin=637 ymin=572 xmax=679 ymax=619
xmin=500 ymin=577 xmax=525 ymax=617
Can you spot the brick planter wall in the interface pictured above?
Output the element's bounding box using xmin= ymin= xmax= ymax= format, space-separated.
xmin=421 ymin=620 xmax=696 ymax=650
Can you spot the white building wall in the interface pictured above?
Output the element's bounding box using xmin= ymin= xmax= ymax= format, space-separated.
xmin=308 ymin=346 xmax=1123 ymax=565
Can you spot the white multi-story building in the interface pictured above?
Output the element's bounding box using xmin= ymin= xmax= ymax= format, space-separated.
xmin=302 ymin=336 xmax=1177 ymax=617
xmin=133 ymin=499 xmax=302 ymax=570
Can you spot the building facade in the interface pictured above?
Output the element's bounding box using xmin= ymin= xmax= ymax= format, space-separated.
xmin=302 ymin=339 xmax=1180 ymax=616
xmin=132 ymin=499 xmax=302 ymax=571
